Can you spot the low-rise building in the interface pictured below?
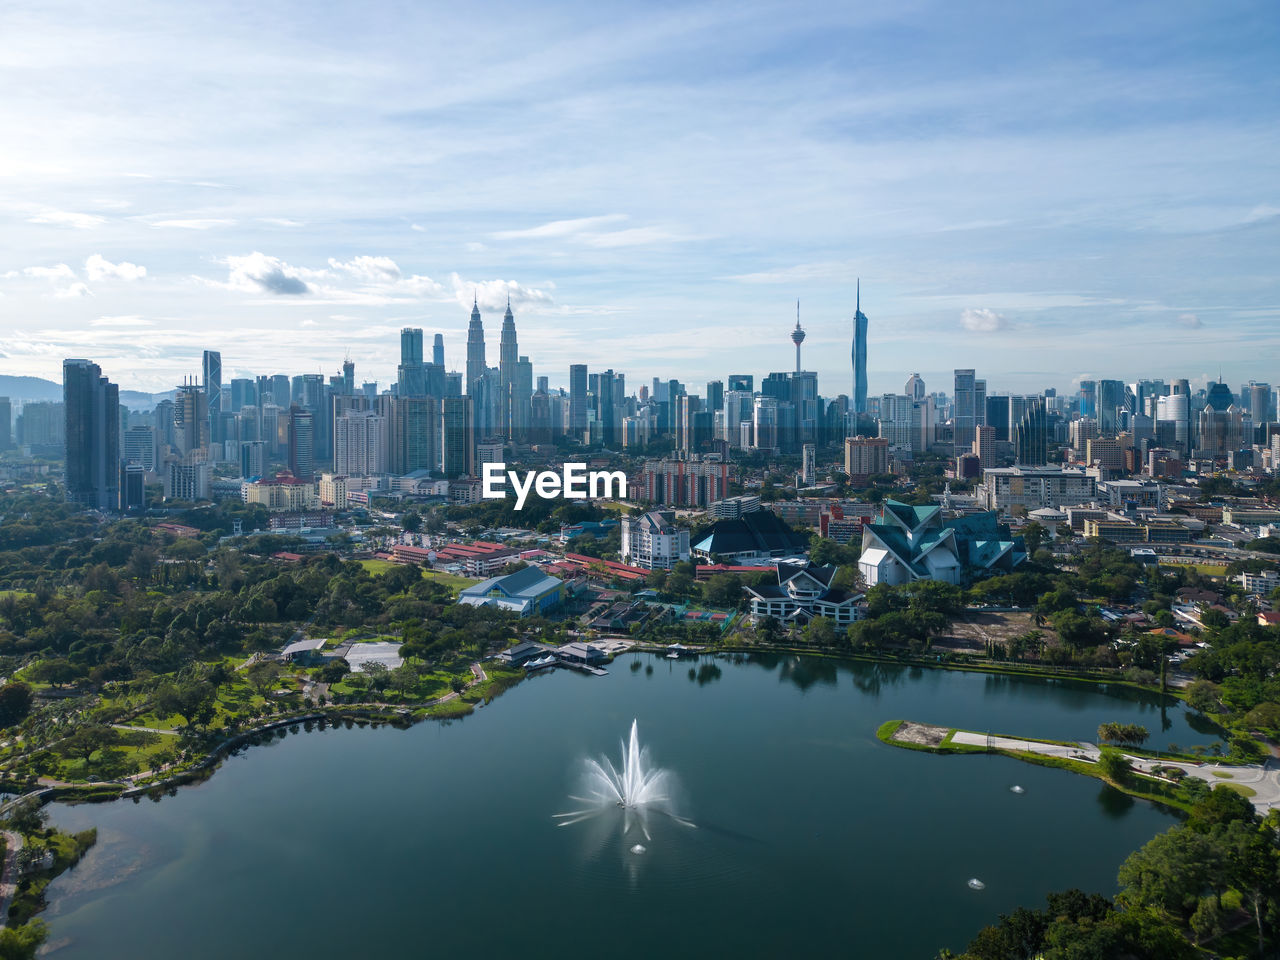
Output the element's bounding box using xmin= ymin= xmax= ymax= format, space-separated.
xmin=976 ymin=466 xmax=1096 ymax=515
xmin=457 ymin=565 xmax=566 ymax=617
xmin=858 ymin=499 xmax=1024 ymax=587
xmin=745 ymin=561 xmax=864 ymax=628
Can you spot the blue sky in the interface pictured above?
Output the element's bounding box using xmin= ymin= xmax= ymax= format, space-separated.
xmin=1 ymin=0 xmax=1277 ymax=397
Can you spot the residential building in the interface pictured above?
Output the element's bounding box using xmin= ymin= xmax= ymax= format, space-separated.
xmin=844 ymin=436 xmax=889 ymax=484
xmin=63 ymin=359 xmax=120 ymax=510
xmin=621 ymin=510 xmax=690 ymax=570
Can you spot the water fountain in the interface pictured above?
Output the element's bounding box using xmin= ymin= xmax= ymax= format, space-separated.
xmin=967 ymin=878 xmax=986 ymax=890
xmin=555 ymin=720 xmax=693 ymax=844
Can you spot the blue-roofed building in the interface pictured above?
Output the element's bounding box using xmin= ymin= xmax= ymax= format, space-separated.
xmin=858 ymin=499 xmax=1024 ymax=587
xmin=457 ymin=565 xmax=566 ymax=617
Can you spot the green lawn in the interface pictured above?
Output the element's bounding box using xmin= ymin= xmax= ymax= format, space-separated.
xmin=357 ymin=559 xmax=476 ymax=595
xmin=1216 ymin=782 xmax=1257 ymax=797
xmin=1161 ymin=562 xmax=1228 ymax=576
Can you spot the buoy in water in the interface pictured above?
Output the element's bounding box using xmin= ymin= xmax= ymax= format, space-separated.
xmin=1011 ymin=785 xmax=1025 ymax=794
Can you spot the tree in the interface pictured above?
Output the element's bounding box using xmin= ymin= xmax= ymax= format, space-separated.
xmin=0 ymin=682 xmax=34 ymax=728
xmin=156 ymin=679 xmax=218 ymax=731
xmin=58 ymin=724 xmax=119 ymax=763
xmin=246 ymin=660 xmax=284 ymax=697
xmin=1096 ymin=748 xmax=1132 ymax=783
xmin=804 ymin=616 xmax=836 ymax=648
xmin=1097 ymin=722 xmax=1149 ymax=749
xmin=1021 ymin=521 xmax=1047 ymax=555
xmin=401 ymin=511 xmax=422 ymax=533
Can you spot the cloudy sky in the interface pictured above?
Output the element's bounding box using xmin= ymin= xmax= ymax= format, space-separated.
xmin=1 ymin=0 xmax=1277 ymax=397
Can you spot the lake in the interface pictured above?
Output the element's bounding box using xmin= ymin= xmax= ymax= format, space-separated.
xmin=40 ymin=655 xmax=1207 ymax=958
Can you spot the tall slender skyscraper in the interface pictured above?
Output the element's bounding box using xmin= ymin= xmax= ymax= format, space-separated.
xmin=63 ymin=359 xmax=120 ymax=510
xmin=953 ymin=368 xmax=977 ymax=456
xmin=466 ymin=296 xmax=486 ymax=394
xmin=853 ymin=280 xmax=868 ymax=416
xmin=432 ymin=333 xmax=445 ymax=369
xmin=569 ymin=364 xmax=588 ymax=439
xmin=398 ymin=327 xmax=427 ymax=397
xmin=202 ymin=349 xmax=222 ymax=442
xmin=499 ymin=296 xmax=518 ymax=438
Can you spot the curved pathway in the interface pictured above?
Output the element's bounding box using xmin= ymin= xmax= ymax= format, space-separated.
xmin=949 ymin=730 xmax=1280 ymax=811
xmin=0 ymin=829 xmax=24 ymax=928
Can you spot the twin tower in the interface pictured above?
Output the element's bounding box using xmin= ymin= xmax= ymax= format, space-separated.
xmin=399 ymin=296 xmax=531 ymax=440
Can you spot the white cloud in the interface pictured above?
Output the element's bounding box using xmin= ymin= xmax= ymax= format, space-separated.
xmin=150 ymin=218 xmax=237 ymax=229
xmin=85 ymin=254 xmax=146 ymax=281
xmin=328 ymin=255 xmax=402 ymax=283
xmin=3 ymin=263 xmax=91 ymax=298
xmin=582 ymin=226 xmax=695 ymax=248
xmin=960 ymin=307 xmax=1007 ymax=333
xmin=493 ymin=214 xmax=628 ymax=240
xmin=91 ymin=315 xmax=153 ymax=327
xmin=220 ymin=252 xmax=318 ymax=295
xmin=449 ymin=274 xmax=554 ymax=311
xmin=26 ymin=209 xmax=106 ymax=229
xmin=54 ymin=282 xmax=91 ymax=299
xmin=1176 ymin=312 xmax=1203 ymax=328
xmin=258 ymin=217 xmax=305 ymax=227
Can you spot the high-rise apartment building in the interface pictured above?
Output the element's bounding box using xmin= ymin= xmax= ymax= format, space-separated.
xmin=334 ymin=410 xmax=387 ymax=476
xmin=440 ymin=396 xmax=474 ymax=478
xmin=287 ymin=406 xmax=315 ymax=481
xmin=64 ymin=359 xmax=121 ymax=510
xmin=844 ymin=436 xmax=889 ymax=484
xmin=569 ymin=364 xmax=588 ymax=439
xmin=0 ymin=397 xmax=10 ymax=451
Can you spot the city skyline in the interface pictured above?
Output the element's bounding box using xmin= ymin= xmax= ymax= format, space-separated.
xmin=1 ymin=1 xmax=1277 ymax=393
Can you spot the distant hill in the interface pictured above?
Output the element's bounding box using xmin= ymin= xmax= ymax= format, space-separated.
xmin=0 ymin=375 xmax=168 ymax=410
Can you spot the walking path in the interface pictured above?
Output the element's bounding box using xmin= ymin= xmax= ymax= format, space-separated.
xmin=110 ymin=723 xmax=178 ymax=736
xmin=0 ymin=829 xmax=23 ymax=927
xmin=948 ymin=730 xmax=1280 ymax=811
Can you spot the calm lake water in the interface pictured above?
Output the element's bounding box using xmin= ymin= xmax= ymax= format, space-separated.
xmin=40 ymin=656 xmax=1209 ymax=959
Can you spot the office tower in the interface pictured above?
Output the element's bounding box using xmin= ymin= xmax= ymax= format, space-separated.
xmin=1198 ymin=403 xmax=1250 ymax=456
xmin=444 ymin=372 xmax=462 ymax=397
xmin=202 ymin=350 xmax=222 ymax=440
xmin=904 ymin=373 xmax=926 ymax=402
xmin=791 ymin=301 xmax=805 ymax=373
xmin=0 ymin=397 xmax=9 ymax=450
xmin=63 ymin=359 xmax=120 ymax=510
xmin=791 ymin=371 xmax=819 ymax=442
xmin=852 ymin=280 xmax=868 ymax=416
xmin=878 ymin=394 xmax=915 ymax=450
xmin=499 ymin=297 xmax=518 ymax=438
xmin=1014 ymin=397 xmax=1049 ymax=466
xmin=433 ymin=333 xmax=445 ymax=369
xmin=953 ymin=369 xmax=976 ymax=455
xmin=466 ymin=296 xmax=486 ymax=394
xmin=440 ymin=396 xmax=474 ymax=477
xmin=727 ymin=374 xmax=753 ymax=393
xmin=123 ymin=425 xmax=158 ymax=471
xmin=530 ymin=387 xmax=552 ymax=444
xmin=288 ymin=406 xmax=315 ymax=481
xmin=513 ymin=356 xmax=533 ymax=441
xmin=361 ymin=381 xmax=379 ymax=399
xmin=271 ymin=375 xmax=291 ymax=408
xmin=1097 ymin=379 xmax=1125 ymax=435
xmin=228 ymin=378 xmax=255 ymax=412
xmin=590 ymin=368 xmax=614 ymax=446
xmin=174 ymin=380 xmax=210 ymax=456
xmin=387 ymin=397 xmax=437 ymax=475
xmin=119 ymin=462 xmax=145 ymax=511
xmin=1204 ymin=380 xmax=1232 ymax=411
xmin=974 ymin=380 xmax=986 ymax=428
xmin=398 ymin=327 xmax=427 ymax=397
xmin=705 ymin=380 xmax=724 ymax=414
xmin=1247 ymin=383 xmax=1273 ymax=423
xmin=723 ymin=390 xmax=753 ymax=446
xmin=1078 ymin=380 xmax=1097 ymax=418
xmin=985 ymin=395 xmax=1011 ymax=442
xmin=753 ymin=396 xmax=779 ymax=452
xmin=240 ymin=440 xmax=266 ymax=478
xmin=342 ymin=359 xmax=355 ymax=396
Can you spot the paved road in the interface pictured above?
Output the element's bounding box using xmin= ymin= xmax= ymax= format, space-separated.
xmin=111 ymin=723 xmax=178 ymax=736
xmin=950 ymin=731 xmax=1280 ymax=811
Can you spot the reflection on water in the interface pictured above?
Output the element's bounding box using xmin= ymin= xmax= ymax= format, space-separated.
xmin=1096 ymin=783 xmax=1136 ymax=819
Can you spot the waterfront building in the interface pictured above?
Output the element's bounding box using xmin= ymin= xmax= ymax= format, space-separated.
xmin=458 ymin=565 xmax=566 ymax=617
xmin=745 ymin=562 xmax=864 ymax=628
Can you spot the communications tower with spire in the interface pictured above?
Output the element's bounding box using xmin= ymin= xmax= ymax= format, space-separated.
xmin=791 ymin=299 xmax=806 ymax=373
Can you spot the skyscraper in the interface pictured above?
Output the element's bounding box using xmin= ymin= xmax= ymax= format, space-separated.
xmin=202 ymin=350 xmax=222 ymax=441
xmin=288 ymin=406 xmax=315 ymax=481
xmin=1014 ymin=397 xmax=1049 ymax=466
xmin=63 ymin=359 xmax=120 ymax=510
xmin=569 ymin=363 xmax=588 ymax=439
xmin=953 ymin=369 xmax=976 ymax=455
xmin=342 ymin=359 xmax=355 ymax=396
xmin=440 ymin=396 xmax=474 ymax=477
xmin=499 ymin=296 xmax=518 ymax=438
xmin=466 ymin=296 xmax=486 ymax=394
xmin=852 ymin=280 xmax=868 ymax=417
xmin=0 ymin=397 xmax=10 ymax=451
xmin=398 ymin=327 xmax=427 ymax=397
xmin=432 ymin=333 xmax=445 ymax=369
